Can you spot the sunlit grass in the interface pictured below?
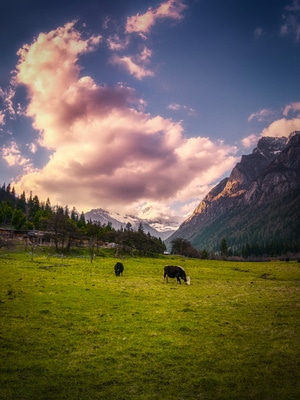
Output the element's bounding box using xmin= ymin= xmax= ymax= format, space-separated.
xmin=0 ymin=251 xmax=299 ymax=399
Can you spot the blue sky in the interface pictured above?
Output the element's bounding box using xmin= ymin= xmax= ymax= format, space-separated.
xmin=0 ymin=0 xmax=300 ymax=221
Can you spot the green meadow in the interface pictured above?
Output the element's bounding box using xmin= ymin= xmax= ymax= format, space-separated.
xmin=0 ymin=251 xmax=299 ymax=399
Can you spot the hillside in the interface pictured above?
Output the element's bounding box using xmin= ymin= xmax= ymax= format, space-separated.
xmin=166 ymin=131 xmax=300 ymax=255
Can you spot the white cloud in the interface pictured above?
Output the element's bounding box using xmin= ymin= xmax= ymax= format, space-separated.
xmin=27 ymin=143 xmax=38 ymax=153
xmin=167 ymin=103 xmax=197 ymax=116
xmin=1 ymin=141 xmax=32 ymax=169
xmin=242 ymin=116 xmax=300 ymax=149
xmin=283 ymin=101 xmax=300 ymax=116
xmin=136 ymin=200 xmax=184 ymax=223
xmin=167 ymin=103 xmax=180 ymax=111
xmin=243 ymin=100 xmax=300 ymax=148
xmin=248 ymin=108 xmax=273 ymax=122
xmin=261 ymin=118 xmax=300 ymax=137
xmin=241 ymin=134 xmax=260 ymax=148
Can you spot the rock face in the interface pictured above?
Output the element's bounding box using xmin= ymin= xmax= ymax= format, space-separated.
xmin=244 ymin=133 xmax=300 ymax=205
xmin=166 ymin=132 xmax=300 ymax=253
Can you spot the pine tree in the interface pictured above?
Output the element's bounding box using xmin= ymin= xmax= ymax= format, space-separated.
xmin=220 ymin=238 xmax=228 ymax=257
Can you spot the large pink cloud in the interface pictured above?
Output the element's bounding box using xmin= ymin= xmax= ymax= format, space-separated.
xmin=11 ymin=21 xmax=237 ymax=215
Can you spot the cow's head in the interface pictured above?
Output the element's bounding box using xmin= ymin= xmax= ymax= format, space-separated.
xmin=185 ymin=276 xmax=191 ymax=285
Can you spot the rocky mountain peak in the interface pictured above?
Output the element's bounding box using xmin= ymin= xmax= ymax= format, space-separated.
xmin=253 ymin=136 xmax=287 ymax=159
xmin=84 ymin=208 xmax=179 ymax=240
xmin=166 ymin=132 xmax=300 ymax=253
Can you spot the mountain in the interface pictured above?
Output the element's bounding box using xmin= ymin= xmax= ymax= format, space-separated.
xmin=84 ymin=208 xmax=181 ymax=240
xmin=166 ymin=131 xmax=300 ymax=254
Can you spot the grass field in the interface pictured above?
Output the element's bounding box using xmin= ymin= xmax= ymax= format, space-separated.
xmin=0 ymin=250 xmax=299 ymax=399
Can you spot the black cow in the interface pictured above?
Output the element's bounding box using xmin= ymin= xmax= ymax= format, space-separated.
xmin=164 ymin=265 xmax=190 ymax=285
xmin=114 ymin=262 xmax=124 ymax=276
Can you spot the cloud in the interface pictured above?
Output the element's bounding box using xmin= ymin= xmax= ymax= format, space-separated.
xmin=283 ymin=101 xmax=300 ymax=116
xmin=27 ymin=143 xmax=38 ymax=153
xmin=125 ymin=0 xmax=187 ymax=38
xmin=241 ymin=134 xmax=260 ymax=149
xmin=167 ymin=103 xmax=197 ymax=116
xmin=107 ymin=34 xmax=130 ymax=51
xmin=243 ymin=100 xmax=300 ymax=147
xmin=261 ymin=118 xmax=300 ymax=137
xmin=254 ymin=27 xmax=263 ymax=39
xmin=248 ymin=108 xmax=274 ymax=122
xmin=0 ymin=87 xmax=17 ymax=118
xmin=286 ymin=0 xmax=300 ymax=11
xmin=1 ymin=141 xmax=32 ymax=169
xmin=136 ymin=200 xmax=184 ymax=223
xmin=242 ymin=117 xmax=300 ymax=148
xmin=108 ymin=1 xmax=187 ymax=80
xmin=280 ymin=0 xmax=300 ymax=42
xmin=243 ymin=101 xmax=300 ymax=147
xmin=109 ymin=47 xmax=154 ymax=80
xmin=167 ymin=103 xmax=180 ymax=111
xmin=0 ymin=111 xmax=5 ymax=126
xmin=10 ymin=21 xmax=237 ymax=215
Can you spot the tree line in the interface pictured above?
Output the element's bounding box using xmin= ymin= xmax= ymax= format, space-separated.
xmin=170 ymin=236 xmax=299 ymax=259
xmin=2 ymin=183 xmax=297 ymax=259
xmin=0 ymin=183 xmax=166 ymax=256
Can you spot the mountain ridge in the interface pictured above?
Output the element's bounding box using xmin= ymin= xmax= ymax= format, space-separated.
xmin=166 ymin=131 xmax=300 ymax=254
xmin=84 ymin=208 xmax=180 ymax=240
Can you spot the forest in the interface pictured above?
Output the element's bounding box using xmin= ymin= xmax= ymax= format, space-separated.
xmin=0 ymin=183 xmax=166 ymax=257
xmin=1 ymin=183 xmax=299 ymax=259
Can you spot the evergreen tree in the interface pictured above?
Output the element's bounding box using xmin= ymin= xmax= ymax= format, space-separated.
xmin=12 ymin=209 xmax=27 ymax=230
xmin=138 ymin=222 xmax=144 ymax=234
xmin=171 ymin=238 xmax=200 ymax=258
xmin=220 ymin=238 xmax=228 ymax=257
xmin=28 ymin=195 xmax=40 ymax=221
xmin=0 ymin=202 xmax=14 ymax=226
xmin=17 ymin=191 xmax=26 ymax=213
xmin=45 ymin=198 xmax=52 ymax=212
xmin=64 ymin=205 xmax=70 ymax=218
xmin=70 ymin=207 xmax=78 ymax=222
xmin=78 ymin=212 xmax=86 ymax=228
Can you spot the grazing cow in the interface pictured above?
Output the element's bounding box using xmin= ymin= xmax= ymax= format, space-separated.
xmin=114 ymin=262 xmax=124 ymax=277
xmin=164 ymin=265 xmax=190 ymax=285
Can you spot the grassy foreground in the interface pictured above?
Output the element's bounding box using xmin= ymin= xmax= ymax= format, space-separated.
xmin=0 ymin=251 xmax=299 ymax=400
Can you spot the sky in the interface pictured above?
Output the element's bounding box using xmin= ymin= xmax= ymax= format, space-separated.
xmin=0 ymin=0 xmax=300 ymax=222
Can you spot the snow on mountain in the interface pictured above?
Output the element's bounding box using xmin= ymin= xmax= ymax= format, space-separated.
xmin=84 ymin=208 xmax=181 ymax=240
